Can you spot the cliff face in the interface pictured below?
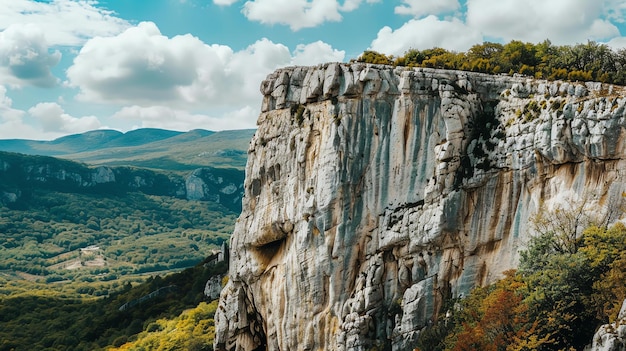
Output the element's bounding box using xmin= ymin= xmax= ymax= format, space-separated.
xmin=215 ymin=63 xmax=626 ymax=351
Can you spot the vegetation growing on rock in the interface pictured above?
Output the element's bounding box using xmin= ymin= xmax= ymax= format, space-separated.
xmin=413 ymin=216 xmax=626 ymax=351
xmin=356 ymin=40 xmax=626 ymax=86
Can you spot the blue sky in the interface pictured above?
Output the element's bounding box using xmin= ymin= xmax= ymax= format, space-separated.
xmin=1 ymin=0 xmax=626 ymax=140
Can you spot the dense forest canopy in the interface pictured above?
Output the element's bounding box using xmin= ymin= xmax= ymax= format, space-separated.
xmin=0 ymin=258 xmax=227 ymax=351
xmin=356 ymin=40 xmax=626 ymax=86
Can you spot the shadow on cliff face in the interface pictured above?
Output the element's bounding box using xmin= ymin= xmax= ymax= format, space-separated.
xmin=250 ymin=221 xmax=291 ymax=271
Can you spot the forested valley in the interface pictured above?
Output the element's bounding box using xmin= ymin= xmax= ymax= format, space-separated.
xmin=0 ymin=257 xmax=227 ymax=350
xmin=0 ymin=148 xmax=238 ymax=350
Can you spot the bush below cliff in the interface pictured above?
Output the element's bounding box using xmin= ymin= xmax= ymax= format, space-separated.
xmin=411 ymin=222 xmax=626 ymax=351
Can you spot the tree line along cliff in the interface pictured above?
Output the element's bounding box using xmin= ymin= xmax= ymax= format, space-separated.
xmin=357 ymin=40 xmax=626 ymax=86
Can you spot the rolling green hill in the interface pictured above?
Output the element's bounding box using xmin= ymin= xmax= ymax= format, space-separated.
xmin=0 ymin=128 xmax=256 ymax=171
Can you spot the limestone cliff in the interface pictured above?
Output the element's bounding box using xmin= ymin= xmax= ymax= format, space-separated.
xmin=215 ymin=63 xmax=626 ymax=351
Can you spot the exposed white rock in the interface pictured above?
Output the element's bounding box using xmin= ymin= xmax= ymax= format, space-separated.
xmin=92 ymin=166 xmax=115 ymax=184
xmin=215 ymin=64 xmax=626 ymax=351
xmin=186 ymin=172 xmax=207 ymax=200
xmin=1 ymin=191 xmax=18 ymax=203
xmin=205 ymin=275 xmax=224 ymax=300
xmin=588 ymin=300 xmax=626 ymax=351
xmin=220 ymin=184 xmax=238 ymax=195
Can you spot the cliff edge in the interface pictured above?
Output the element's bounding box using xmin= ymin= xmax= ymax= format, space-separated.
xmin=215 ymin=63 xmax=626 ymax=351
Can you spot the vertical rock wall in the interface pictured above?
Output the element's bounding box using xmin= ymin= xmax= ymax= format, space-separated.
xmin=215 ymin=63 xmax=626 ymax=351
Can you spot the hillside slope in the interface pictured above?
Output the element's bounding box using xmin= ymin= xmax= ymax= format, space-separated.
xmin=0 ymin=151 xmax=244 ymax=212
xmin=0 ymin=128 xmax=255 ymax=171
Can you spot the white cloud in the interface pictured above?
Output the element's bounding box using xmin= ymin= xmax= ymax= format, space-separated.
xmin=67 ymin=22 xmax=218 ymax=106
xmin=0 ymin=119 xmax=56 ymax=140
xmin=66 ymin=21 xmax=345 ymax=130
xmin=243 ymin=0 xmax=342 ymax=30
xmin=340 ymin=0 xmax=381 ymax=12
xmin=67 ymin=22 xmax=343 ymax=109
xmin=369 ymin=0 xmax=626 ymax=57
xmin=28 ymin=102 xmax=101 ymax=133
xmin=216 ymin=38 xmax=292 ymax=106
xmin=394 ymin=0 xmax=460 ymax=17
xmin=466 ymin=0 xmax=620 ymax=44
xmin=0 ymin=23 xmax=61 ymax=88
xmin=216 ymin=0 xmax=380 ymax=16
xmin=112 ymin=105 xmax=258 ymax=131
xmin=241 ymin=0 xmax=380 ymax=30
xmin=292 ymin=41 xmax=345 ymax=66
xmin=0 ymin=86 xmax=26 ymax=124
xmin=0 ymin=0 xmax=130 ymax=46
xmin=605 ymin=0 xmax=626 ymax=23
xmin=606 ymin=36 xmax=626 ymax=49
xmin=0 ymin=86 xmax=63 ymax=140
xmin=370 ymin=16 xmax=482 ymax=56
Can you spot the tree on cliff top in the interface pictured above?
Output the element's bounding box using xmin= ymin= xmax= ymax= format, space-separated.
xmin=356 ymin=40 xmax=626 ymax=86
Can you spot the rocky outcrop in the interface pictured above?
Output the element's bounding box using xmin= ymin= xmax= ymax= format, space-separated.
xmin=205 ymin=275 xmax=225 ymax=300
xmin=588 ymin=300 xmax=626 ymax=351
xmin=215 ymin=63 xmax=626 ymax=351
xmin=186 ymin=168 xmax=244 ymax=208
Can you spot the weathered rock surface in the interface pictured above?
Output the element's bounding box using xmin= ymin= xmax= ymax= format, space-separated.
xmin=205 ymin=275 xmax=225 ymax=300
xmin=588 ymin=300 xmax=626 ymax=351
xmin=215 ymin=63 xmax=626 ymax=351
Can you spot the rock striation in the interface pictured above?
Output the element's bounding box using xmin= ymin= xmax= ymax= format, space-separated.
xmin=215 ymin=63 xmax=626 ymax=351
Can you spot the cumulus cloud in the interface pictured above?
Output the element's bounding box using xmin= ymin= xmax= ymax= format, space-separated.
xmin=65 ymin=21 xmax=345 ymax=130
xmin=242 ymin=0 xmax=342 ymax=30
xmin=0 ymin=0 xmax=130 ymax=46
xmin=368 ymin=0 xmax=626 ymax=57
xmin=292 ymin=41 xmax=345 ymax=66
xmin=239 ymin=0 xmax=378 ymax=30
xmin=339 ymin=0 xmax=381 ymax=12
xmin=112 ymin=105 xmax=258 ymax=131
xmin=394 ymin=0 xmax=460 ymax=17
xmin=28 ymin=102 xmax=101 ymax=133
xmin=466 ymin=0 xmax=620 ymax=44
xmin=67 ymin=22 xmax=216 ymax=105
xmin=370 ymin=16 xmax=482 ymax=56
xmin=606 ymin=36 xmax=626 ymax=49
xmin=0 ymin=24 xmax=61 ymax=88
xmin=67 ymin=22 xmax=343 ymax=110
xmin=0 ymin=86 xmax=63 ymax=140
xmin=0 ymin=86 xmax=25 ymax=124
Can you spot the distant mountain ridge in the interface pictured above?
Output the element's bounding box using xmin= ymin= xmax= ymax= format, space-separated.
xmin=0 ymin=128 xmax=255 ymax=171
